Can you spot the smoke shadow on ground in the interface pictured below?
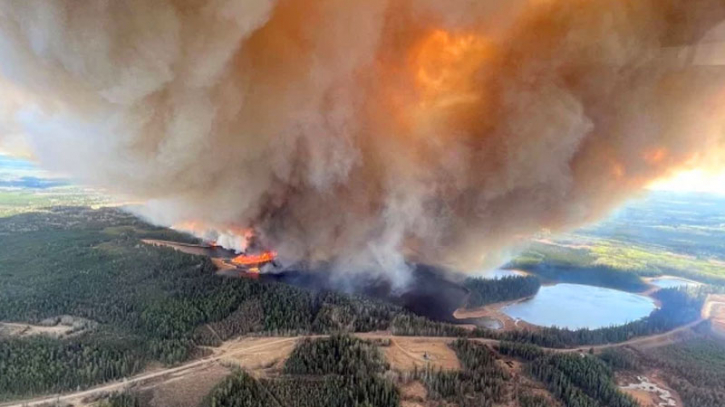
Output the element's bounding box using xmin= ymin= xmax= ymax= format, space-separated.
xmin=262 ymin=264 xmax=501 ymax=329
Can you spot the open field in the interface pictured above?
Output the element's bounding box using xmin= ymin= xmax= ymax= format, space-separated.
xmin=0 ymin=322 xmax=74 ymax=338
xmin=144 ymin=364 xmax=231 ymax=407
xmin=618 ymin=372 xmax=682 ymax=407
xmin=0 ymin=336 xmax=302 ymax=407
xmin=510 ymin=192 xmax=725 ymax=285
xmin=702 ymin=294 xmax=725 ymax=337
xmin=214 ymin=336 xmax=299 ymax=372
xmin=3 ymin=318 xmax=711 ymax=407
xmin=382 ymin=336 xmax=461 ymax=371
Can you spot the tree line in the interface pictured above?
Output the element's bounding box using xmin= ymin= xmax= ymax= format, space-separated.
xmin=202 ymin=335 xmax=399 ymax=407
xmin=463 ymin=275 xmax=541 ymax=308
xmin=415 ymin=339 xmax=509 ymax=407
xmin=499 ymin=341 xmax=637 ymax=407
xmin=601 ymin=334 xmax=725 ymax=407
xmin=393 ymin=286 xmax=706 ymax=349
xmin=0 ymin=208 xmax=404 ymax=400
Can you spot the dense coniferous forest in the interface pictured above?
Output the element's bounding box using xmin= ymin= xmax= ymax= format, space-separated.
xmin=530 ymin=354 xmax=638 ymax=407
xmin=0 ymin=335 xmax=144 ymax=400
xmin=463 ymin=276 xmax=541 ymax=308
xmin=416 ymin=339 xmax=509 ymax=407
xmin=506 ymin=261 xmax=650 ymax=293
xmin=518 ymin=392 xmax=558 ymax=407
xmin=497 ymin=341 xmax=547 ymax=360
xmin=0 ymin=208 xmax=403 ymax=400
xmin=602 ymin=336 xmax=725 ymax=407
xmin=203 ymin=335 xmax=399 ymax=407
xmin=202 ymin=370 xmax=279 ymax=407
xmin=499 ymin=341 xmax=637 ymax=407
xmin=597 ymin=348 xmax=641 ymax=371
xmin=0 ymin=207 xmax=719 ymax=404
xmin=646 ymin=338 xmax=725 ymax=407
xmin=284 ymin=334 xmax=389 ymax=376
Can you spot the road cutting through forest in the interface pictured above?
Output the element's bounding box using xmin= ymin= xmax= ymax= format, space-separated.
xmin=2 ymin=310 xmax=710 ymax=407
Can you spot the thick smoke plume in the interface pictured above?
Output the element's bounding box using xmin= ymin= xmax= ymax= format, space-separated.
xmin=1 ymin=0 xmax=724 ymax=284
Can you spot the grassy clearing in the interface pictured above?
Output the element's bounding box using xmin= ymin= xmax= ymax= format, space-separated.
xmin=0 ymin=188 xmax=111 ymax=217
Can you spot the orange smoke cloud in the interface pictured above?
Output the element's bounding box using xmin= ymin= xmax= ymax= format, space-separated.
xmin=413 ymin=29 xmax=493 ymax=109
xmin=0 ymin=0 xmax=724 ymax=284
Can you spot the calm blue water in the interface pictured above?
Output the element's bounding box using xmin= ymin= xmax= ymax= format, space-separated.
xmin=650 ymin=277 xmax=699 ymax=289
xmin=502 ymin=283 xmax=656 ymax=329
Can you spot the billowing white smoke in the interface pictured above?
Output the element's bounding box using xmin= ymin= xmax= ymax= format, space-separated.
xmin=0 ymin=0 xmax=724 ymax=286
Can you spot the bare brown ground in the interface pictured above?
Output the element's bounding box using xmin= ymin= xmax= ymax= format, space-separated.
xmin=146 ymin=364 xmax=231 ymax=407
xmin=0 ymin=322 xmax=74 ymax=338
xmin=625 ymin=389 xmax=657 ymax=407
xmin=216 ymin=336 xmax=299 ymax=372
xmin=4 ymin=310 xmax=707 ymax=407
xmin=703 ymin=294 xmax=725 ymax=337
xmin=617 ymin=371 xmax=683 ymax=407
xmin=383 ymin=337 xmax=461 ymax=372
xmin=453 ymin=299 xmax=539 ymax=332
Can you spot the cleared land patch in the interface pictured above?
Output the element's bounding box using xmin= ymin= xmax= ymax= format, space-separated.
xmin=216 ymin=336 xmax=299 ymax=372
xmin=618 ymin=373 xmax=682 ymax=407
xmin=383 ymin=337 xmax=461 ymax=371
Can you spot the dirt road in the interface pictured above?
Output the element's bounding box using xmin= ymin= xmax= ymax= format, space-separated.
xmin=4 ymin=298 xmax=716 ymax=407
xmin=0 ymin=337 xmax=299 ymax=407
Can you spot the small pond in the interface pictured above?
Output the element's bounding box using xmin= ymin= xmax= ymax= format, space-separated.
xmin=502 ymin=283 xmax=656 ymax=330
xmin=650 ymin=276 xmax=700 ymax=289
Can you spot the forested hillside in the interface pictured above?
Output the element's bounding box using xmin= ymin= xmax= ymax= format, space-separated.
xmin=464 ymin=276 xmax=541 ymax=308
xmin=203 ymin=335 xmax=399 ymax=407
xmin=0 ymin=208 xmax=403 ymax=401
xmin=602 ymin=335 xmax=725 ymax=407
xmin=416 ymin=339 xmax=509 ymax=406
xmin=0 ymin=207 xmax=718 ymax=404
xmin=498 ymin=341 xmax=637 ymax=407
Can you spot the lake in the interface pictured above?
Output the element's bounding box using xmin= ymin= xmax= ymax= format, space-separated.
xmin=650 ymin=276 xmax=700 ymax=289
xmin=502 ymin=283 xmax=656 ymax=329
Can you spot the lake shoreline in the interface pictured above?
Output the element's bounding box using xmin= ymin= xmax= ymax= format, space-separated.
xmin=455 ymin=282 xmax=662 ymax=331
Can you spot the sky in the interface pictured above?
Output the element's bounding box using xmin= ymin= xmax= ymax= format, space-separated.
xmin=648 ymin=169 xmax=725 ymax=195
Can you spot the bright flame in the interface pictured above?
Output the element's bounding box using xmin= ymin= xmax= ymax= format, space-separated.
xmin=231 ymin=251 xmax=277 ymax=266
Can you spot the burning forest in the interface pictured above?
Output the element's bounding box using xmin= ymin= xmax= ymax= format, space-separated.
xmin=0 ymin=0 xmax=724 ymax=284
